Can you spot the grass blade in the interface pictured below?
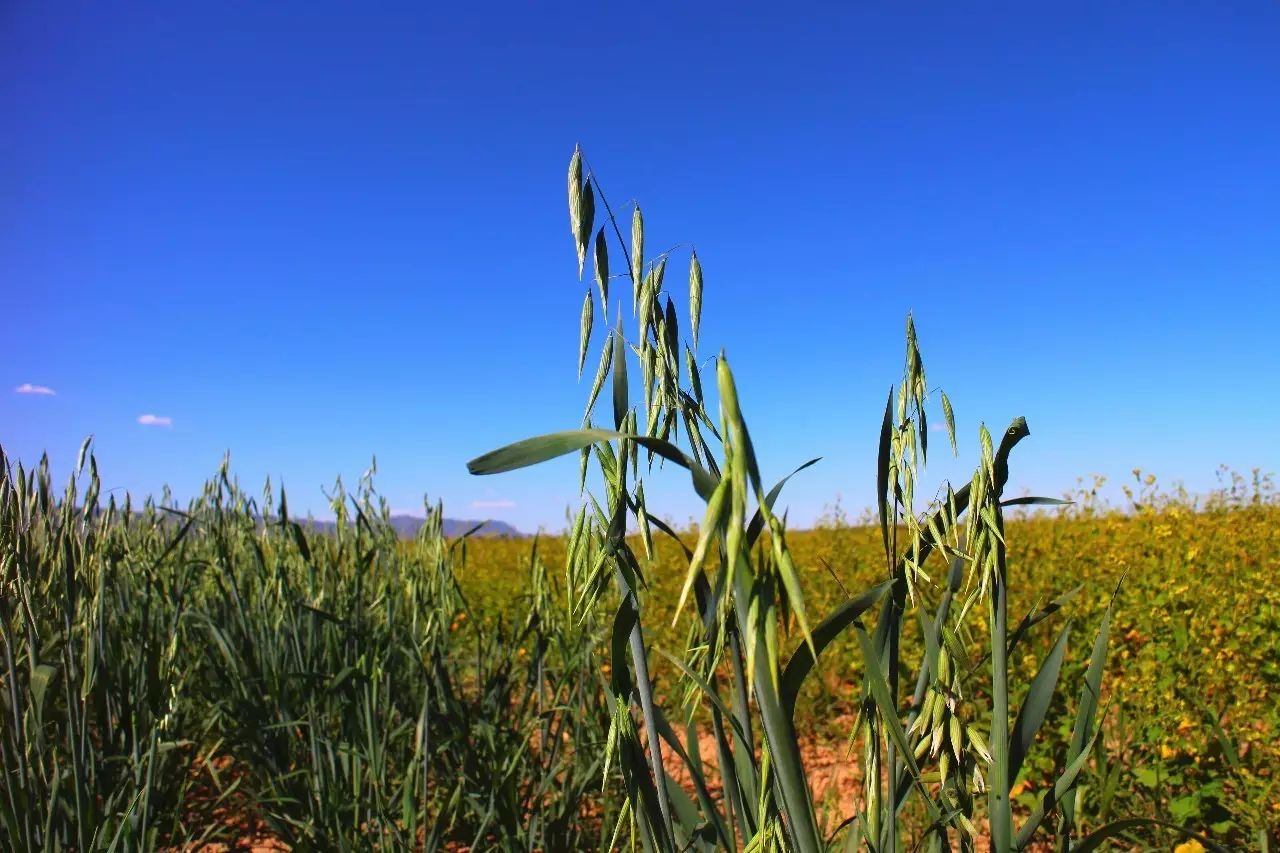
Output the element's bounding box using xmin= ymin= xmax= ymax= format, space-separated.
xmin=779 ymin=580 xmax=893 ymax=720
xmin=1008 ymin=620 xmax=1071 ymax=787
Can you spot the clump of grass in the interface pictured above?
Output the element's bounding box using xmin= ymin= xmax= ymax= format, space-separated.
xmin=0 ymin=443 xmax=195 ymax=850
xmin=0 ymin=445 xmax=618 ymax=850
xmin=469 ymin=146 xmax=1230 ymax=851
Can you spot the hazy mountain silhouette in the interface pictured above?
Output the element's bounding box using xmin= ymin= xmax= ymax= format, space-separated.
xmin=297 ymin=514 xmax=521 ymax=539
xmin=76 ymin=505 xmax=523 ymax=540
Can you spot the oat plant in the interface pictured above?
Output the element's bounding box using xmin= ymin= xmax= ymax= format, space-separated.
xmin=0 ymin=442 xmax=616 ymax=851
xmin=468 ymin=147 xmax=1229 ymax=852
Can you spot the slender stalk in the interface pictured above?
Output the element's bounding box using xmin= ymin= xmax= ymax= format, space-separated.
xmin=988 ymin=535 xmax=1012 ymax=853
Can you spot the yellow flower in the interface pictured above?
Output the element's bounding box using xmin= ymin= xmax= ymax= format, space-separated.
xmin=1173 ymin=841 xmax=1205 ymax=853
xmin=1160 ymin=744 xmax=1178 ymax=760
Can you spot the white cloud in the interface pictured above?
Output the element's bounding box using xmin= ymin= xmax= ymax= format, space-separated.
xmin=470 ymin=499 xmax=516 ymax=510
xmin=137 ymin=414 xmax=173 ymax=427
xmin=14 ymin=383 xmax=56 ymax=396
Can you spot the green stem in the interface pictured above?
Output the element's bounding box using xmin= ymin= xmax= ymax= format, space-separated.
xmin=988 ymin=544 xmax=1012 ymax=852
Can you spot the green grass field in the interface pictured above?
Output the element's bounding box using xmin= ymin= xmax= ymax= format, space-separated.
xmin=2 ymin=449 xmax=1275 ymax=850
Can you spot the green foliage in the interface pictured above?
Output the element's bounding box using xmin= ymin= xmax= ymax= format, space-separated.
xmin=0 ymin=449 xmax=617 ymax=850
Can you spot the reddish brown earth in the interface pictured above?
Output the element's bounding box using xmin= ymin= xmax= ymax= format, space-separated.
xmin=160 ymin=754 xmax=289 ymax=852
xmin=165 ymin=725 xmax=1058 ymax=851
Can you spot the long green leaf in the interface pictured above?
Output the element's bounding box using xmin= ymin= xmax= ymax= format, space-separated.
xmin=1015 ymin=714 xmax=1106 ymax=848
xmin=1008 ymin=620 xmax=1071 ymax=786
xmin=877 ymin=389 xmax=893 ymax=572
xmin=467 ymin=427 xmax=717 ymax=500
xmin=467 ymin=429 xmax=622 ymax=475
xmin=1005 ymin=585 xmax=1082 ymax=661
xmin=652 ymin=704 xmax=731 ymax=849
xmin=732 ymin=565 xmax=822 ymax=853
xmin=1058 ymin=581 xmax=1119 ymax=848
xmin=674 ymin=481 xmax=729 ymax=618
xmin=779 ymin=580 xmax=893 ymax=720
xmin=744 ymin=458 xmax=822 ymax=551
xmin=1071 ymin=818 xmax=1230 ymax=853
xmin=654 ymin=650 xmax=751 ymax=746
xmin=1000 ymin=496 xmax=1072 ymax=508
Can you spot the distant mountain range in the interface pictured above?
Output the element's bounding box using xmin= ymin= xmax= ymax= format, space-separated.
xmin=297 ymin=515 xmax=521 ymax=539
xmin=75 ymin=505 xmax=524 ymax=540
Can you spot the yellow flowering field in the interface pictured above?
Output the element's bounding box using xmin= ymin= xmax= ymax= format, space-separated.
xmin=457 ymin=471 xmax=1280 ymax=845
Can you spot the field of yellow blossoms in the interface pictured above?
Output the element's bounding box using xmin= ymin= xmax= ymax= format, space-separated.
xmin=457 ymin=469 xmax=1280 ymax=846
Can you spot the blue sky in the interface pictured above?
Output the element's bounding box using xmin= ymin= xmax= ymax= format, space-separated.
xmin=3 ymin=2 xmax=1277 ymax=532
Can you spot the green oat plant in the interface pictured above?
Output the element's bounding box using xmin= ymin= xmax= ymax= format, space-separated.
xmin=183 ymin=463 xmax=617 ymax=849
xmin=468 ymin=147 xmax=1229 ymax=851
xmin=0 ymin=441 xmax=196 ymax=851
xmin=0 ymin=442 xmax=618 ymax=850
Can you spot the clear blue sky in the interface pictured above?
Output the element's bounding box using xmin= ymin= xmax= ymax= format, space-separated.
xmin=4 ymin=2 xmax=1277 ymax=532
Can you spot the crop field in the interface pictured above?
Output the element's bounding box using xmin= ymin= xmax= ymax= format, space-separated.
xmin=1 ymin=450 xmax=1276 ymax=851
xmin=458 ymin=475 xmax=1280 ymax=845
xmin=3 ymin=151 xmax=1277 ymax=851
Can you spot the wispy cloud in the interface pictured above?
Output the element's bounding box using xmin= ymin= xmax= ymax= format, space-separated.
xmin=137 ymin=414 xmax=173 ymax=427
xmin=14 ymin=383 xmax=56 ymax=396
xmin=470 ymin=499 xmax=516 ymax=510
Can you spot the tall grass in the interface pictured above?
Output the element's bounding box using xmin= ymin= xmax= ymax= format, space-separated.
xmin=0 ymin=447 xmax=618 ymax=850
xmin=468 ymin=147 xmax=1228 ymax=852
xmin=0 ymin=443 xmax=195 ymax=849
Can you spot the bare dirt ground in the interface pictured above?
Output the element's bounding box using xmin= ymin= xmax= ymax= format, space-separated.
xmin=160 ymin=754 xmax=289 ymax=853
xmin=167 ymin=721 xmax=1058 ymax=851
